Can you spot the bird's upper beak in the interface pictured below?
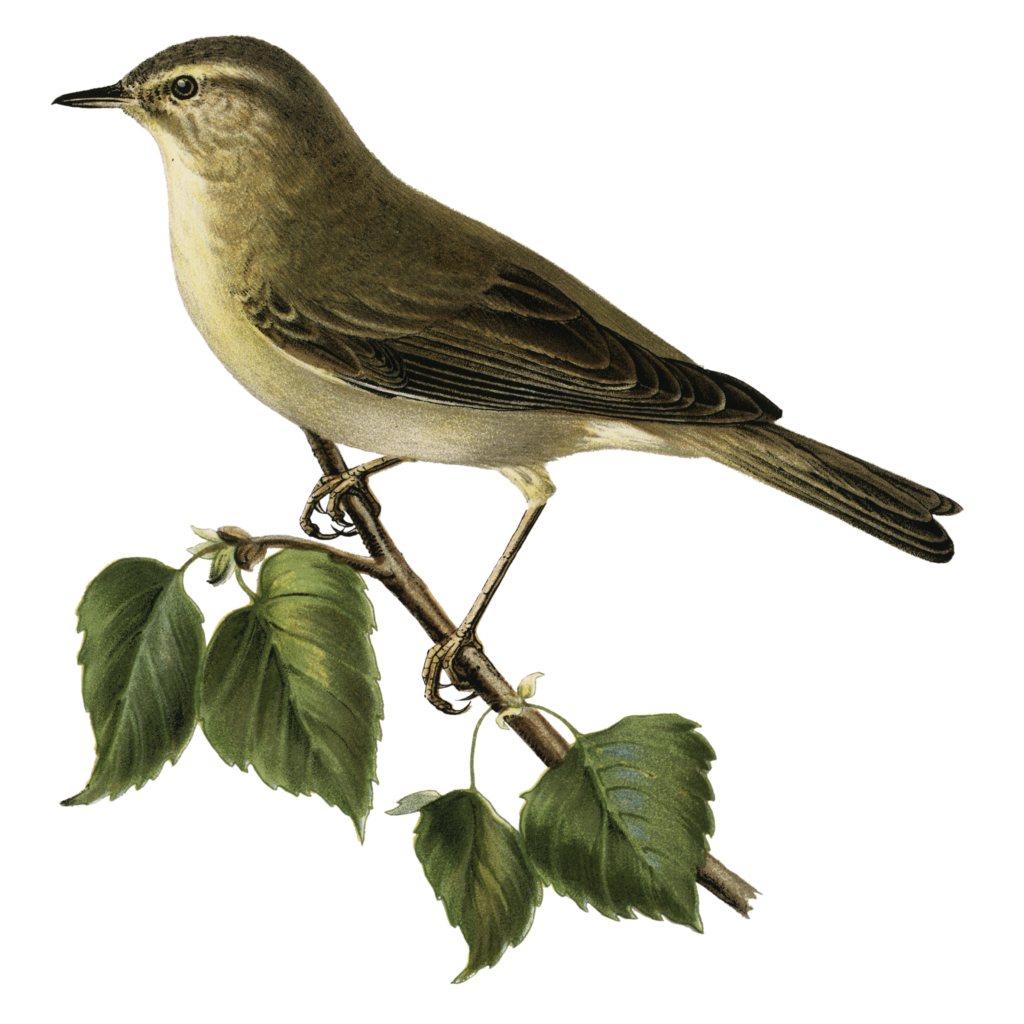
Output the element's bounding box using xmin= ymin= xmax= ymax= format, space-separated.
xmin=52 ymin=82 xmax=132 ymax=109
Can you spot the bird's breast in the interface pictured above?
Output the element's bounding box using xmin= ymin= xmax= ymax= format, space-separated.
xmin=160 ymin=150 xmax=329 ymax=422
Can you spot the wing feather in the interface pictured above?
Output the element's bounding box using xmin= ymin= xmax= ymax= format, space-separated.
xmin=240 ymin=266 xmax=781 ymax=424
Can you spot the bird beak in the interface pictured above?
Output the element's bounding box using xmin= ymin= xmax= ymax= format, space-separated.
xmin=52 ymin=83 xmax=132 ymax=109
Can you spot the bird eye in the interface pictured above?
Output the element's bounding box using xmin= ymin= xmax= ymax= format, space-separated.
xmin=171 ymin=76 xmax=198 ymax=100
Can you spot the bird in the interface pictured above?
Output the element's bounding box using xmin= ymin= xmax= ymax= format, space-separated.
xmin=54 ymin=35 xmax=960 ymax=711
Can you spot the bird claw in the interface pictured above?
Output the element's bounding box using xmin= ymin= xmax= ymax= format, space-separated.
xmin=299 ymin=508 xmax=357 ymax=540
xmin=422 ymin=629 xmax=481 ymax=715
xmin=299 ymin=495 xmax=358 ymax=539
xmin=299 ymin=471 xmax=380 ymax=539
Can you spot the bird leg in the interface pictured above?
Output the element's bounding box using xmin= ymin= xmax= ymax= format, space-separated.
xmin=300 ymin=456 xmax=408 ymax=539
xmin=423 ymin=500 xmax=546 ymax=714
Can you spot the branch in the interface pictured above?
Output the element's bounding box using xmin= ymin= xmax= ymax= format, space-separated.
xmin=220 ymin=428 xmax=761 ymax=917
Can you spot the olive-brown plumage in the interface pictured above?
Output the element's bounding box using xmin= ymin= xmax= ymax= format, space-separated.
xmin=54 ymin=35 xmax=960 ymax=562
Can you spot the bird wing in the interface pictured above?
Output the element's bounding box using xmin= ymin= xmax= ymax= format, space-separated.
xmin=239 ymin=265 xmax=781 ymax=425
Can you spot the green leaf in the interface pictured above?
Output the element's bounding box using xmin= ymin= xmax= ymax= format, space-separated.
xmin=65 ymin=558 xmax=204 ymax=805
xmin=199 ymin=549 xmax=382 ymax=840
xmin=386 ymin=790 xmax=442 ymax=816
xmin=206 ymin=547 xmax=234 ymax=587
xmin=410 ymin=789 xmax=543 ymax=984
xmin=519 ymin=714 xmax=715 ymax=931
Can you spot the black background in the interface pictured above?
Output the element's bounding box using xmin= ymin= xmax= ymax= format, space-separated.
xmin=46 ymin=24 xmax=966 ymax=995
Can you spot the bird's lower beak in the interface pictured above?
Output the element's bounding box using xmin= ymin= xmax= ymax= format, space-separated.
xmin=52 ymin=83 xmax=132 ymax=109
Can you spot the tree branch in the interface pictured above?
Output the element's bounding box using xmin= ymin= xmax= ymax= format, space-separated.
xmin=218 ymin=432 xmax=761 ymax=921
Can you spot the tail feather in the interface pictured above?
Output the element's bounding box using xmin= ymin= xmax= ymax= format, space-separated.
xmin=683 ymin=423 xmax=961 ymax=562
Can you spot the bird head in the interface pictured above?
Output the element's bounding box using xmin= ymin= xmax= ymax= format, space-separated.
xmin=53 ymin=36 xmax=367 ymax=186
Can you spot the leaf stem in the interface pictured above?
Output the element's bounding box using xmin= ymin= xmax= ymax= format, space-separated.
xmin=512 ymin=700 xmax=585 ymax=741
xmin=466 ymin=708 xmax=493 ymax=786
xmin=233 ymin=565 xmax=258 ymax=602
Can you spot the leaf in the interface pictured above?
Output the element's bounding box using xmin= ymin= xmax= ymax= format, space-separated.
xmin=519 ymin=714 xmax=715 ymax=931
xmin=206 ymin=546 xmax=235 ymax=587
xmin=410 ymin=789 xmax=543 ymax=984
xmin=386 ymin=790 xmax=442 ymax=816
xmin=65 ymin=558 xmax=205 ymax=805
xmin=199 ymin=549 xmax=382 ymax=840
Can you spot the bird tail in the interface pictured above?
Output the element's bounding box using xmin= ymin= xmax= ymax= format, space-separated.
xmin=675 ymin=423 xmax=961 ymax=562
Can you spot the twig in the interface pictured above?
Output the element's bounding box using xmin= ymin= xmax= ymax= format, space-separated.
xmin=216 ymin=428 xmax=761 ymax=917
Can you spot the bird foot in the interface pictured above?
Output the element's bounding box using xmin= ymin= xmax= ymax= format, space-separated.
xmin=422 ymin=628 xmax=481 ymax=715
xmin=296 ymin=452 xmax=403 ymax=540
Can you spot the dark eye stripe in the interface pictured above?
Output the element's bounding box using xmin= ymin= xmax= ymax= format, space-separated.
xmin=171 ymin=76 xmax=198 ymax=100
